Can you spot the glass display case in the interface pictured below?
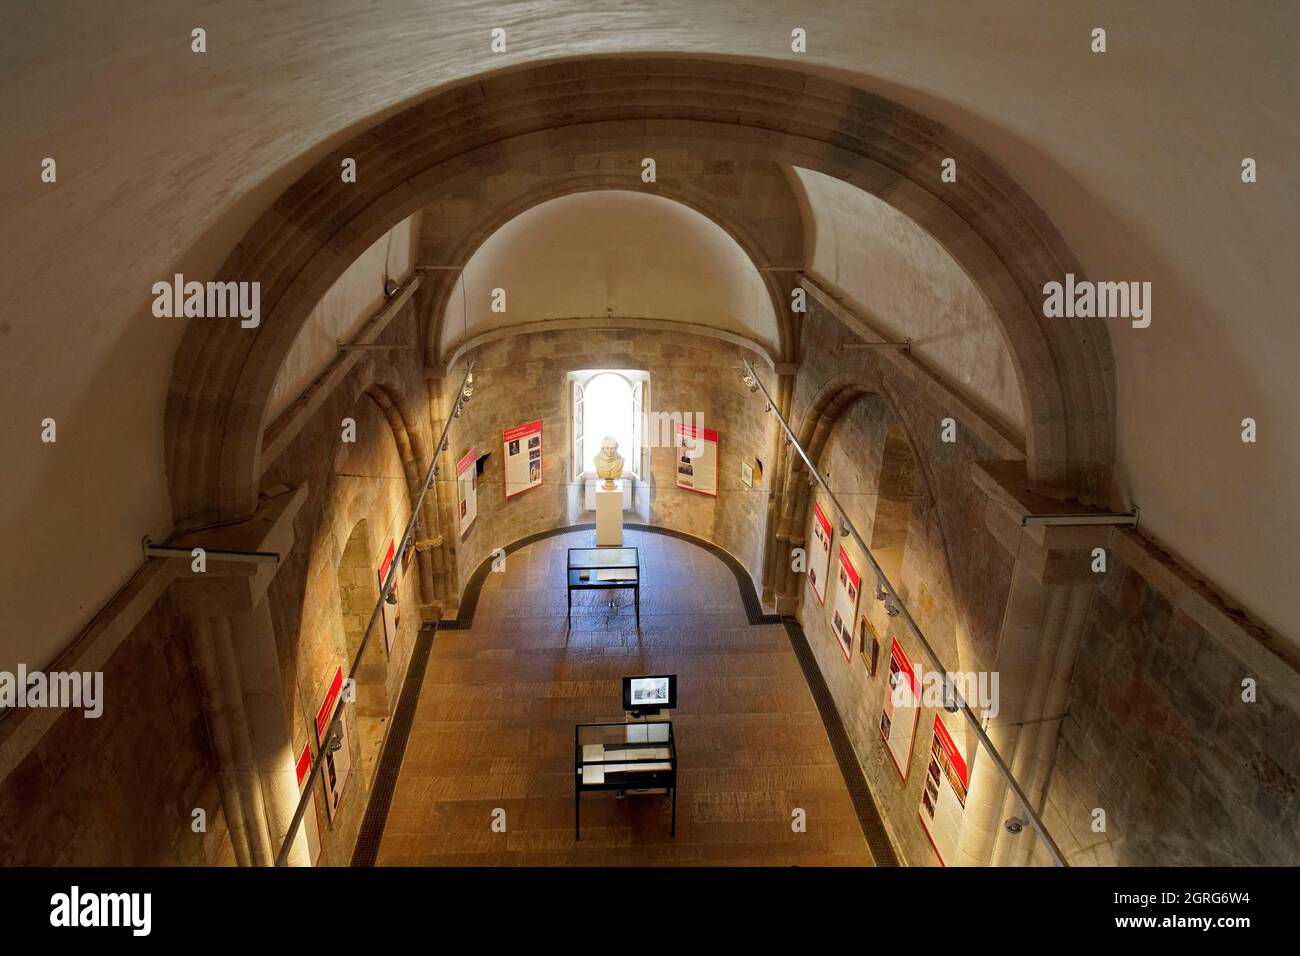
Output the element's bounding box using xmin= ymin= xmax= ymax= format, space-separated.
xmin=574 ymin=720 xmax=676 ymax=839
xmin=567 ymin=546 xmax=640 ymax=627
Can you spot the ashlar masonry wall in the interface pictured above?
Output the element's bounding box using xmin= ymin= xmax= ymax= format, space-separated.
xmin=445 ymin=326 xmax=778 ymax=596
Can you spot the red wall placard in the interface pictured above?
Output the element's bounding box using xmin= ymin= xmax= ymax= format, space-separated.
xmin=807 ymin=501 xmax=832 ymax=605
xmin=879 ymin=639 xmax=920 ymax=780
xmin=503 ymin=420 xmax=543 ymax=498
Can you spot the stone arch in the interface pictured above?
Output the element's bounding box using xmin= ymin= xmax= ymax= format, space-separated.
xmin=417 ymin=162 xmax=805 ymax=366
xmin=868 ymin=424 xmax=917 ymax=587
xmin=769 ymin=377 xmax=973 ymax=672
xmin=337 ymin=517 xmax=387 ymax=720
xmin=360 ymin=380 xmax=445 ymax=609
xmin=166 ymin=56 xmax=1114 ymax=531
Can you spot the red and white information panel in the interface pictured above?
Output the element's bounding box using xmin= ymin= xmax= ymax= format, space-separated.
xmin=919 ymin=713 xmax=970 ymax=866
xmin=378 ymin=538 xmax=401 ymax=657
xmin=675 ymin=423 xmax=718 ymax=496
xmin=831 ymin=546 xmax=861 ymax=661
xmin=294 ymin=743 xmax=322 ymax=865
xmin=314 ymin=666 xmax=352 ymax=821
xmin=503 ymin=420 xmax=543 ymax=498
xmin=456 ymin=447 xmax=478 ymax=536
xmin=879 ymin=638 xmax=920 ymax=780
xmin=807 ymin=501 xmax=832 ymax=605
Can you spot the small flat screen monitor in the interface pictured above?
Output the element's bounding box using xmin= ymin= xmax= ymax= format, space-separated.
xmin=623 ymin=674 xmax=677 ymax=711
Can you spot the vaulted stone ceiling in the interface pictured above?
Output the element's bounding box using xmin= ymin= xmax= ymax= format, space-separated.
xmin=3 ymin=1 xmax=1297 ymax=670
xmin=438 ymin=190 xmax=781 ymax=360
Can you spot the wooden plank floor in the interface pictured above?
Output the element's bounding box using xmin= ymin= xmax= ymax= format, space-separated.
xmin=375 ymin=528 xmax=876 ymax=866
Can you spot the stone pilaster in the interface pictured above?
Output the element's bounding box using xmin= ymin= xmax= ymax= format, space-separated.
xmin=954 ymin=461 xmax=1109 ymax=866
xmin=168 ymin=485 xmax=312 ymax=867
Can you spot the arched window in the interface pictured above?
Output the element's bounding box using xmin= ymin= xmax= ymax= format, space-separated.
xmin=570 ymin=370 xmax=646 ymax=481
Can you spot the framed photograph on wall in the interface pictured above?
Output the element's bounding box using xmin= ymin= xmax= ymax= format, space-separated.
xmin=859 ymin=614 xmax=879 ymax=675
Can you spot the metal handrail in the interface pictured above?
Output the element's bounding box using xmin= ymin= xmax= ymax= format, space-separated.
xmin=743 ymin=358 xmax=1068 ymax=867
xmin=274 ymin=362 xmax=474 ymax=866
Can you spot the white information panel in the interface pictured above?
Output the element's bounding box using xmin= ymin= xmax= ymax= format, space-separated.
xmin=314 ymin=666 xmax=352 ymax=822
xmin=503 ymin=420 xmax=542 ymax=498
xmin=675 ymin=423 xmax=718 ymax=496
xmin=456 ymin=447 xmax=478 ymax=536
xmin=294 ymin=743 xmax=322 ymax=865
xmin=919 ymin=713 xmax=970 ymax=867
xmin=807 ymin=501 xmax=832 ymax=606
xmin=879 ymin=638 xmax=920 ymax=781
xmin=378 ymin=538 xmax=401 ymax=657
xmin=831 ymin=545 xmax=861 ymax=661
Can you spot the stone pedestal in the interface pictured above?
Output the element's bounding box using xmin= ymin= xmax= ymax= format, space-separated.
xmin=595 ymin=482 xmax=624 ymax=546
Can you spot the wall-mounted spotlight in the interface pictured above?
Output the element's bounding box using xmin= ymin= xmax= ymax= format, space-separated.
xmin=461 ymin=371 xmax=475 ymax=400
xmin=875 ymin=579 xmax=888 ymax=602
xmin=942 ymin=677 xmax=959 ymax=713
xmin=383 ymin=278 xmax=399 ymax=300
xmin=328 ymin=721 xmax=345 ymax=752
xmin=838 ymin=518 xmax=850 ymax=538
xmin=454 ymin=399 xmax=464 ymax=418
xmin=439 ymin=436 xmax=449 ymax=453
xmin=884 ymin=595 xmax=901 ymax=618
xmin=740 ymin=370 xmax=759 ymax=392
xmin=385 ymin=591 xmax=398 ymax=607
xmin=1004 ymin=817 xmax=1025 ymax=835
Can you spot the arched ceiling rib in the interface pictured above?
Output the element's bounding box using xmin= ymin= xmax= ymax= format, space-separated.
xmin=437 ymin=190 xmax=781 ymax=359
xmin=5 ymin=3 xmax=1294 ymax=666
xmin=789 ymin=167 xmax=1025 ymax=435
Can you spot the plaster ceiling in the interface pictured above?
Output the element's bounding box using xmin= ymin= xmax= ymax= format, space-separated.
xmin=439 ymin=190 xmax=779 ymax=357
xmin=2 ymin=0 xmax=1297 ymax=666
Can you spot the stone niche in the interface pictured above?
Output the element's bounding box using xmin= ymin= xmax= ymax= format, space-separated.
xmin=444 ymin=325 xmax=778 ymax=599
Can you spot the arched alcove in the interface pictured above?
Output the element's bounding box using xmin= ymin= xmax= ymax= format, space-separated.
xmin=439 ymin=190 xmax=780 ymax=359
xmin=773 ymin=382 xmax=970 ymax=676
xmin=338 ymin=517 xmax=389 ymax=779
xmin=164 ymin=56 xmax=1116 ymax=535
xmin=869 ymin=424 xmax=917 ymax=586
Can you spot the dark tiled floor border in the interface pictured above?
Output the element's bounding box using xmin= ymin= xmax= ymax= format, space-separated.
xmin=353 ymin=523 xmax=899 ymax=866
xmin=442 ymin=522 xmax=782 ymax=629
xmin=350 ymin=624 xmax=437 ymax=867
xmin=781 ymin=616 xmax=900 ymax=866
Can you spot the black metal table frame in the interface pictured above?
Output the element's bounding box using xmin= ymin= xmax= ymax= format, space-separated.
xmin=566 ymin=546 xmax=640 ymax=629
xmin=574 ymin=720 xmax=676 ymax=841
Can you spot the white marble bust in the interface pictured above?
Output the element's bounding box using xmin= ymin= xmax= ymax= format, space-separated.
xmin=594 ymin=436 xmax=624 ymax=490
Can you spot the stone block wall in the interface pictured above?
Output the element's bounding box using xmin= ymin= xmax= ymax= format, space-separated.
xmin=787 ymin=298 xmax=1024 ymax=865
xmin=262 ymin=303 xmax=429 ymax=866
xmin=0 ymin=598 xmax=233 ymax=865
xmin=792 ymin=297 xmax=1300 ymax=867
xmin=792 ymin=380 xmax=977 ymax=866
xmin=0 ymin=286 xmax=430 ymax=868
xmin=445 ymin=326 xmax=777 ymax=595
xmin=789 ymin=300 xmax=1022 ymax=671
xmin=1034 ymin=546 xmax=1300 ymax=865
